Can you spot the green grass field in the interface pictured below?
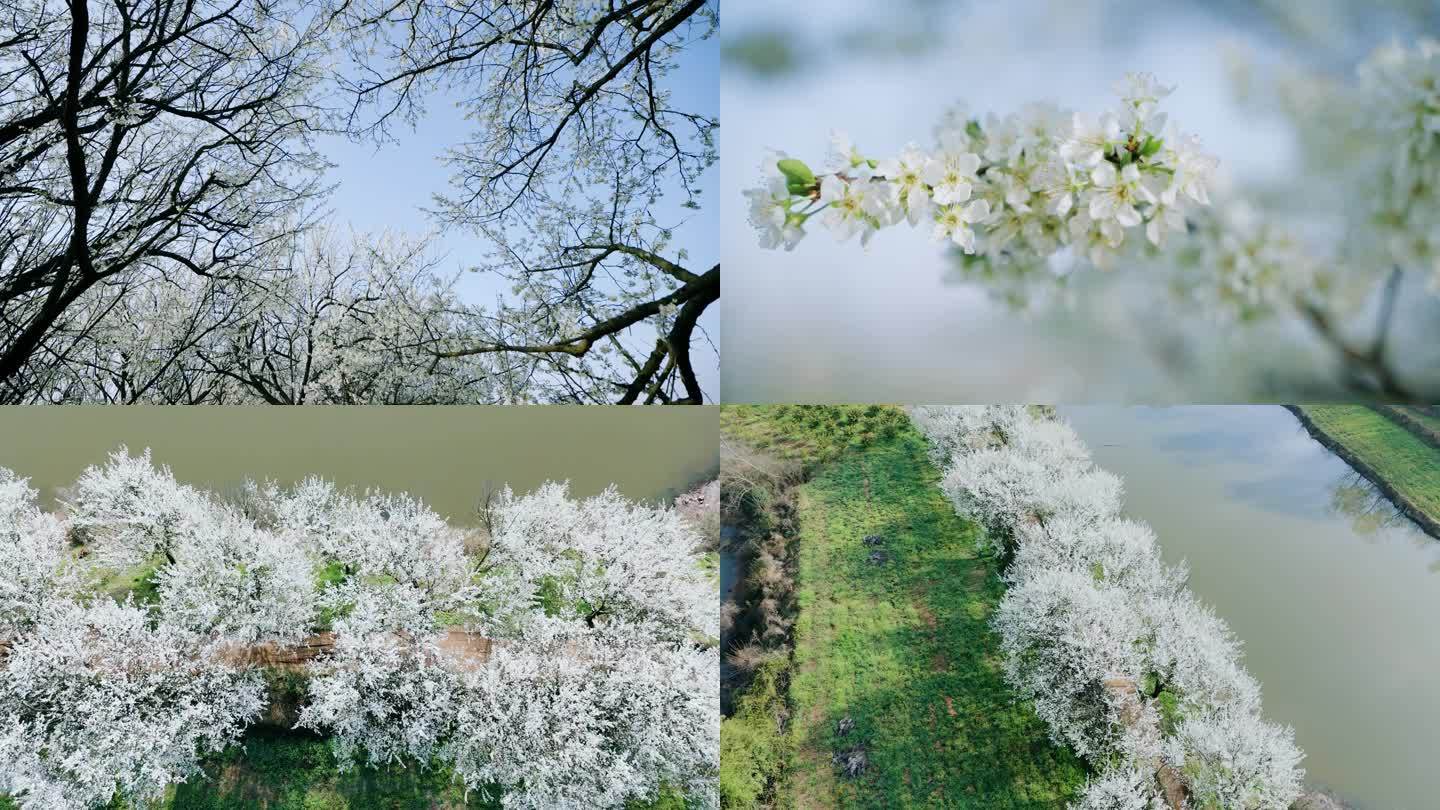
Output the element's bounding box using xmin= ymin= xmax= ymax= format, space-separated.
xmin=721 ymin=406 xmax=1085 ymax=809
xmin=169 ymin=729 xmax=482 ymax=810
xmin=1386 ymin=405 xmax=1440 ymax=443
xmin=1298 ymin=405 xmax=1440 ymax=524
xmin=720 ymin=405 xmax=911 ymax=470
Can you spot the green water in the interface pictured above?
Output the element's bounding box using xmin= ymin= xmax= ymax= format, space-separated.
xmin=0 ymin=406 xmax=718 ymax=523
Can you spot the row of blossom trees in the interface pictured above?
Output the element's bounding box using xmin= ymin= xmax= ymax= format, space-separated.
xmin=0 ymin=452 xmax=718 ymax=809
xmin=910 ymin=406 xmax=1304 ymax=809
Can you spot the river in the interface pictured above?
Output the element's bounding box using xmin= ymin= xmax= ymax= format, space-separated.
xmin=0 ymin=406 xmax=718 ymax=524
xmin=1064 ymin=405 xmax=1440 ymax=809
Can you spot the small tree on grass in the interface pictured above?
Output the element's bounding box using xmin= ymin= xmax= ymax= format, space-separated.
xmin=296 ymin=584 xmax=461 ymax=771
xmin=448 ymin=620 xmax=719 ymax=810
xmin=0 ymin=600 xmax=264 ymax=810
xmin=483 ymin=482 xmax=718 ymax=642
xmin=63 ymin=448 xmax=211 ymax=568
xmin=156 ymin=508 xmax=317 ymax=645
xmin=1168 ymin=706 xmax=1305 ymax=809
xmin=0 ymin=470 xmax=74 ymax=636
xmin=993 ymin=568 xmax=1147 ymax=759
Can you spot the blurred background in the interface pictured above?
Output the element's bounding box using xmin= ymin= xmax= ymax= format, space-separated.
xmin=721 ymin=0 xmax=1440 ymax=402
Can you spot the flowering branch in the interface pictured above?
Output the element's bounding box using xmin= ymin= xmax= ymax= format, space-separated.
xmin=745 ymin=73 xmax=1219 ymax=269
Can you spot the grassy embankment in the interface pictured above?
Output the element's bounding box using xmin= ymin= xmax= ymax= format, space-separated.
xmin=1291 ymin=404 xmax=1440 ymax=537
xmin=1373 ymin=404 xmax=1440 ymax=449
xmin=720 ymin=405 xmax=1085 ymax=809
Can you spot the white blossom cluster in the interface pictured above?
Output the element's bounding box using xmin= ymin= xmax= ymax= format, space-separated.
xmin=0 ymin=599 xmax=265 ymax=810
xmin=0 ymin=470 xmax=73 ymax=636
xmin=1357 ymin=38 xmax=1440 ymax=289
xmin=911 ymin=406 xmax=1303 ymax=809
xmin=0 ymin=452 xmax=718 ymax=810
xmin=448 ymin=619 xmax=718 ymax=809
xmin=745 ymin=74 xmax=1218 ymax=269
xmin=1197 ymin=36 xmax=1440 ymax=317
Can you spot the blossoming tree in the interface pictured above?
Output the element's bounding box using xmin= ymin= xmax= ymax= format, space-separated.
xmin=0 ymin=0 xmax=719 ymax=405
xmin=319 ymin=0 xmax=722 ymax=404
xmin=0 ymin=600 xmax=266 ymax=810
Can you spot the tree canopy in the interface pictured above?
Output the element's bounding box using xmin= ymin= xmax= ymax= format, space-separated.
xmin=0 ymin=0 xmax=718 ymax=403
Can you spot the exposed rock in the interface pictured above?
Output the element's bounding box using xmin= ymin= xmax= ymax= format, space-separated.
xmin=866 ymin=550 xmax=889 ymax=566
xmin=675 ymin=479 xmax=720 ymax=524
xmin=836 ymin=715 xmax=855 ymax=736
xmin=862 ymin=534 xmax=885 ymax=546
xmin=1292 ymin=791 xmax=1349 ymax=810
xmin=832 ymin=745 xmax=868 ymax=778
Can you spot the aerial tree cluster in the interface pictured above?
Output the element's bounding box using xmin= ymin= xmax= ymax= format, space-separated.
xmin=0 ymin=451 xmax=719 ymax=809
xmin=0 ymin=0 xmax=717 ymax=404
xmin=911 ymin=406 xmax=1304 ymax=809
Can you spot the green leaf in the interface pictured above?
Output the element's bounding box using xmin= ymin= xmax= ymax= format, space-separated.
xmin=776 ymin=158 xmax=816 ymax=191
xmin=1140 ymin=672 xmax=1159 ymax=697
xmin=1140 ymin=136 xmax=1164 ymax=157
xmin=966 ymin=118 xmax=983 ymax=140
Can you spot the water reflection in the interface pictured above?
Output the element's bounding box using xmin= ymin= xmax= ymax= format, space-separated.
xmin=1328 ymin=470 xmax=1411 ymax=537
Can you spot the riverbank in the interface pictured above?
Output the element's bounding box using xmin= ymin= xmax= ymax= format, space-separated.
xmin=719 ymin=406 xmax=1084 ymax=809
xmin=1286 ymin=405 xmax=1440 ymax=539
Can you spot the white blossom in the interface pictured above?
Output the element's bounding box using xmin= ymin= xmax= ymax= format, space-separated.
xmin=876 ymin=144 xmax=933 ymax=226
xmin=750 ymin=75 xmax=1218 ymax=274
xmin=818 ymin=175 xmax=889 ymax=245
xmin=1061 ymin=112 xmax=1125 ymax=167
xmin=920 ymin=147 xmax=981 ymax=206
xmin=912 ymin=406 xmax=1305 ymax=804
xmin=1088 ymin=163 xmax=1155 ymax=229
xmin=0 ymin=469 xmax=75 ymax=636
xmin=743 ymin=173 xmax=803 ymax=251
xmin=932 ymin=199 xmax=992 ymax=253
xmin=0 ymin=599 xmax=265 ymax=810
xmin=483 ymin=482 xmax=716 ymax=642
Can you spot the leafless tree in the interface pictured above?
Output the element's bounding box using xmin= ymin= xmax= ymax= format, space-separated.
xmin=0 ymin=0 xmax=329 ymax=401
